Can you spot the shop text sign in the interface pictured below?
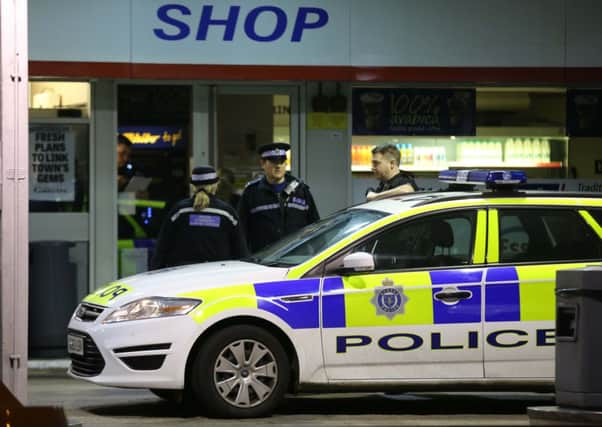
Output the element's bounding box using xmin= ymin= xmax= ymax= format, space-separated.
xmin=352 ymin=88 xmax=476 ymax=136
xmin=119 ymin=125 xmax=187 ymax=151
xmin=29 ymin=126 xmax=75 ymax=201
xmin=154 ymin=4 xmax=328 ymax=42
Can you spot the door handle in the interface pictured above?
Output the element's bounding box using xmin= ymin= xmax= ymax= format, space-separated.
xmin=280 ymin=295 xmax=313 ymax=303
xmin=434 ymin=290 xmax=472 ymax=302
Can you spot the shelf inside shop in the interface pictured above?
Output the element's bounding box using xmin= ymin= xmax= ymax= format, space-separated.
xmin=351 ymin=161 xmax=562 ymax=172
xmin=447 ymin=161 xmax=563 ymax=169
xmin=352 ymin=165 xmax=448 ymax=172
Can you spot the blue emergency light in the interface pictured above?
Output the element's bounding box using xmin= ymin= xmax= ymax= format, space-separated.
xmin=438 ymin=169 xmax=527 ymax=189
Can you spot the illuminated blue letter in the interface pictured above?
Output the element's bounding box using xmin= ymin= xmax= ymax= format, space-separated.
xmin=196 ymin=5 xmax=240 ymax=41
xmin=154 ymin=4 xmax=191 ymax=41
xmin=244 ymin=6 xmax=287 ymax=42
xmin=292 ymin=7 xmax=328 ymax=42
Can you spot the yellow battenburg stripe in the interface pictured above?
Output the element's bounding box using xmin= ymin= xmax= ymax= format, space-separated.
xmin=486 ymin=209 xmax=499 ymax=263
xmin=83 ymin=282 xmax=132 ymax=306
xmin=179 ymin=284 xmax=257 ymax=324
xmin=579 ymin=210 xmax=602 ymax=239
xmin=517 ymin=263 xmax=588 ymax=321
xmin=473 ymin=209 xmax=487 ymax=264
xmin=344 ymin=272 xmax=433 ymax=327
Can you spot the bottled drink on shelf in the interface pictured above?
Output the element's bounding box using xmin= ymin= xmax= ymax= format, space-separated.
xmin=541 ymin=138 xmax=551 ymax=163
xmin=407 ymin=143 xmax=414 ymax=165
xmin=523 ymin=138 xmax=533 ymax=163
xmin=532 ymin=138 xmax=542 ymax=163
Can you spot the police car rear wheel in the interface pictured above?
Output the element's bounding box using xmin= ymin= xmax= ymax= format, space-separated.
xmin=191 ymin=325 xmax=289 ymax=418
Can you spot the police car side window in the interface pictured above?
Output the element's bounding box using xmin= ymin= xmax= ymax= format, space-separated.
xmin=499 ymin=209 xmax=602 ymax=263
xmin=355 ymin=211 xmax=476 ymax=271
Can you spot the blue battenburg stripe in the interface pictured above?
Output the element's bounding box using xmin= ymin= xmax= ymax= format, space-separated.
xmin=322 ymin=277 xmax=346 ymax=328
xmin=430 ymin=269 xmax=483 ymax=324
xmin=485 ymin=267 xmax=520 ymax=322
xmin=254 ymin=279 xmax=320 ymax=329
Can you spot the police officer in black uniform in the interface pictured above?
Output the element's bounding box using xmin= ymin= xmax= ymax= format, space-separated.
xmin=238 ymin=143 xmax=320 ymax=253
xmin=151 ymin=166 xmax=248 ymax=269
xmin=366 ymin=143 xmax=418 ymax=201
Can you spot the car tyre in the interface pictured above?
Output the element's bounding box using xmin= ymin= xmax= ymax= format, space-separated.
xmin=190 ymin=325 xmax=289 ymax=418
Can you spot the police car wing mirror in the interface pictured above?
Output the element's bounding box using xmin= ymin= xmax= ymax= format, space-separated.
xmin=341 ymin=252 xmax=375 ymax=274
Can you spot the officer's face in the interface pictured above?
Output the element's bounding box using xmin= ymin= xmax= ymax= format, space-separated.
xmin=117 ymin=143 xmax=131 ymax=168
xmin=261 ymin=157 xmax=287 ymax=184
xmin=371 ymin=152 xmax=395 ymax=181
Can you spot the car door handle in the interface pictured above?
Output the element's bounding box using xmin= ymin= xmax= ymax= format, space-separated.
xmin=434 ymin=290 xmax=472 ymax=302
xmin=280 ymin=295 xmax=314 ymax=303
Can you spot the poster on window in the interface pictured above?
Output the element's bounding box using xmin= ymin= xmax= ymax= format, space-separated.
xmin=352 ymin=88 xmax=476 ymax=136
xmin=29 ymin=126 xmax=75 ymax=201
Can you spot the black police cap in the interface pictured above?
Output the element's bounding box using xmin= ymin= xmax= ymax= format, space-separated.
xmin=191 ymin=165 xmax=219 ymax=185
xmin=257 ymin=143 xmax=290 ymax=159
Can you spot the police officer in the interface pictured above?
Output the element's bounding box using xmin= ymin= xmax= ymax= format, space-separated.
xmin=366 ymin=143 xmax=418 ymax=201
xmin=238 ymin=143 xmax=320 ymax=253
xmin=151 ymin=166 xmax=248 ymax=269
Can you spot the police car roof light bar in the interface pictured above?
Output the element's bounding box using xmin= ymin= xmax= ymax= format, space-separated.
xmin=439 ymin=169 xmax=527 ymax=190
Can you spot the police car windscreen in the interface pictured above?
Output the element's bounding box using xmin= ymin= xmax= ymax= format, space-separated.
xmin=249 ymin=209 xmax=388 ymax=267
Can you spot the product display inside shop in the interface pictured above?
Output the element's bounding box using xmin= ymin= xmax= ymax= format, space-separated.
xmin=351 ymin=87 xmax=569 ymax=179
xmin=351 ymin=135 xmax=566 ymax=173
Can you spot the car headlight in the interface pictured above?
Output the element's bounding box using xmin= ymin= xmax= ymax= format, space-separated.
xmin=103 ymin=297 xmax=201 ymax=323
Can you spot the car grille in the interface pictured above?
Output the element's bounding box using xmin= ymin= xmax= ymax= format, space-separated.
xmin=68 ymin=330 xmax=105 ymax=377
xmin=74 ymin=303 xmax=105 ymax=322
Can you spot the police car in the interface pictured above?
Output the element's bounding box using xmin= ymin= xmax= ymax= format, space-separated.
xmin=67 ymin=170 xmax=602 ymax=418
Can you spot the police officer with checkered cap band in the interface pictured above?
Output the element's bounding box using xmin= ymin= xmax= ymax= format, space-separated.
xmin=151 ymin=166 xmax=248 ymax=270
xmin=238 ymin=143 xmax=320 ymax=253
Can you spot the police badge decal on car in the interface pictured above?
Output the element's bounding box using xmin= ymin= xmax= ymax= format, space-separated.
xmin=370 ymin=278 xmax=409 ymax=319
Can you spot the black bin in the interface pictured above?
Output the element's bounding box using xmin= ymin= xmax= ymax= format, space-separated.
xmin=29 ymin=241 xmax=77 ymax=358
xmin=556 ymin=266 xmax=602 ymax=409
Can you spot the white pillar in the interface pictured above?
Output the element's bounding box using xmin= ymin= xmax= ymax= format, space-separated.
xmin=0 ymin=0 xmax=29 ymax=403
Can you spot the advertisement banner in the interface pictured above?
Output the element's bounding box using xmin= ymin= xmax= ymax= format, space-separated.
xmin=29 ymin=126 xmax=75 ymax=201
xmin=352 ymin=88 xmax=476 ymax=136
xmin=119 ymin=125 xmax=187 ymax=151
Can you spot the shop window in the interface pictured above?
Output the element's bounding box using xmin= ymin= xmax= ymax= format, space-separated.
xmin=28 ymin=81 xmax=91 ymax=212
xmin=29 ymin=81 xmax=90 ymax=119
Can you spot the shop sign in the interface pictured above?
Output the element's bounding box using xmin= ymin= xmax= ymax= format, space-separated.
xmin=29 ymin=126 xmax=75 ymax=202
xmin=567 ymin=90 xmax=602 ymax=137
xmin=154 ymin=4 xmax=328 ymax=42
xmin=119 ymin=126 xmax=186 ymax=151
xmin=352 ymin=88 xmax=476 ymax=136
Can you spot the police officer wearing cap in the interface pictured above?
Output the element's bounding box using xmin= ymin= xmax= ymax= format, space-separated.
xmin=238 ymin=143 xmax=320 ymax=253
xmin=151 ymin=166 xmax=248 ymax=269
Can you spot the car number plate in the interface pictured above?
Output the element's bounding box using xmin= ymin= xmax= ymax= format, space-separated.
xmin=67 ymin=334 xmax=84 ymax=356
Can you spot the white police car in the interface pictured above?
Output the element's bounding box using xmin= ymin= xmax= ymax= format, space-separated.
xmin=67 ymin=170 xmax=602 ymax=417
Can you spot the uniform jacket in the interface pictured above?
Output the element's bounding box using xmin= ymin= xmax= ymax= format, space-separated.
xmin=151 ymin=195 xmax=248 ymax=269
xmin=375 ymin=171 xmax=419 ymax=193
xmin=238 ymin=173 xmax=320 ymax=253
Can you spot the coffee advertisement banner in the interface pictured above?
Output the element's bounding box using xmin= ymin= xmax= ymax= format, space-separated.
xmin=352 ymin=88 xmax=476 ymax=136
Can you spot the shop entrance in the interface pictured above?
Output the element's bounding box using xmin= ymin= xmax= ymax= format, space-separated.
xmin=214 ymin=86 xmax=299 ymax=204
xmin=117 ymin=84 xmax=192 ymax=277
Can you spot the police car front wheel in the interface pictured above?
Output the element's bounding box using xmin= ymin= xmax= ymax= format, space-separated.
xmin=190 ymin=325 xmax=290 ymax=418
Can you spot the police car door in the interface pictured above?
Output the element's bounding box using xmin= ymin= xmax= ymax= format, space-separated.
xmin=484 ymin=207 xmax=602 ymax=378
xmin=321 ymin=209 xmax=487 ymax=380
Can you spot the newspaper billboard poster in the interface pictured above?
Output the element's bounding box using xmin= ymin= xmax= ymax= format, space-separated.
xmin=29 ymin=126 xmax=75 ymax=201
